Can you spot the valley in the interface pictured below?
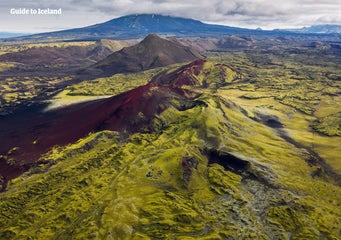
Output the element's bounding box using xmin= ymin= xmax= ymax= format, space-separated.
xmin=0 ymin=14 xmax=340 ymax=239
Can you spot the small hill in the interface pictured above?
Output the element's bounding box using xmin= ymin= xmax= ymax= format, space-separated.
xmin=216 ymin=35 xmax=255 ymax=48
xmin=88 ymin=34 xmax=203 ymax=76
xmin=0 ymin=32 xmax=28 ymax=38
xmin=96 ymin=39 xmax=138 ymax=52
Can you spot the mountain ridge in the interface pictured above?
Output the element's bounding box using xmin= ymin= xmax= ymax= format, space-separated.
xmin=1 ymin=14 xmax=262 ymax=42
xmin=2 ymin=14 xmax=340 ymax=43
xmin=277 ymin=24 xmax=341 ymax=34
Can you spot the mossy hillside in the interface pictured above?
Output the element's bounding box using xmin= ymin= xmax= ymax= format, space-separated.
xmin=1 ymin=48 xmax=340 ymax=238
xmin=208 ymin=50 xmax=341 ymax=175
xmin=190 ymin=61 xmax=239 ymax=88
xmin=208 ymin=49 xmax=340 ymax=116
xmin=65 ymin=66 xmax=177 ymax=97
xmin=311 ymin=112 xmax=341 ymax=136
xmin=152 ymin=60 xmax=239 ymax=89
xmin=43 ymin=65 xmax=186 ymax=111
xmin=218 ymin=87 xmax=341 ymax=175
xmin=1 ymin=91 xmax=340 ymax=239
xmin=45 ymin=48 xmax=340 ymax=176
xmin=314 ymin=94 xmax=341 ymax=118
xmin=0 ymin=42 xmax=95 ymax=57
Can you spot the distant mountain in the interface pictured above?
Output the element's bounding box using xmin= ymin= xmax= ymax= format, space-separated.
xmin=0 ymin=32 xmax=29 ymax=38
xmin=2 ymin=15 xmax=340 ymax=43
xmin=2 ymin=14 xmax=258 ymax=42
xmin=87 ymin=34 xmax=202 ymax=76
xmin=278 ymin=24 xmax=341 ymax=34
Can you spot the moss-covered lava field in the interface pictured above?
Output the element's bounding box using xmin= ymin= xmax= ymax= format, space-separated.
xmin=0 ymin=34 xmax=340 ymax=239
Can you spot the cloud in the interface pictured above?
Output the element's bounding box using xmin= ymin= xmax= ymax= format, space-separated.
xmin=1 ymin=0 xmax=340 ymax=33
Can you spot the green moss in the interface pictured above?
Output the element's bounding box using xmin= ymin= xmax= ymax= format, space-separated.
xmin=277 ymin=96 xmax=317 ymax=115
xmin=1 ymin=49 xmax=340 ymax=239
xmin=311 ymin=112 xmax=341 ymax=136
xmin=266 ymin=206 xmax=302 ymax=231
xmin=241 ymin=92 xmax=274 ymax=100
xmin=65 ymin=65 xmax=181 ymax=97
xmin=1 ymin=98 xmax=340 ymax=238
xmin=207 ymin=164 xmax=241 ymax=195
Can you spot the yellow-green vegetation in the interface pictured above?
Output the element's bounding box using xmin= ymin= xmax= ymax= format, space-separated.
xmin=1 ymin=84 xmax=340 ymax=238
xmin=65 ymin=64 xmax=183 ymax=96
xmin=0 ymin=41 xmax=95 ymax=55
xmin=0 ymin=62 xmax=15 ymax=72
xmin=311 ymin=112 xmax=341 ymax=136
xmin=0 ymin=39 xmax=136 ymax=54
xmin=196 ymin=61 xmax=240 ymax=88
xmin=66 ymin=70 xmax=154 ymax=96
xmin=208 ymin=50 xmax=340 ymax=115
xmin=0 ymin=48 xmax=340 ymax=239
xmin=0 ymin=40 xmax=149 ymax=115
xmin=0 ymin=75 xmax=72 ymax=115
xmin=24 ymin=41 xmax=95 ymax=48
xmin=207 ymin=50 xmax=341 ymax=174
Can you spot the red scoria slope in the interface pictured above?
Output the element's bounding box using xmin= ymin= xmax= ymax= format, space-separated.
xmin=0 ymin=60 xmax=208 ymax=190
xmin=151 ymin=58 xmax=206 ymax=87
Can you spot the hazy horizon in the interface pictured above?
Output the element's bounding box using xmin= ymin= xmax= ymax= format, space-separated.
xmin=1 ymin=0 xmax=341 ymax=33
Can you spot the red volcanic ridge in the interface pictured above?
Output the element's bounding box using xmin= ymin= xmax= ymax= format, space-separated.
xmin=152 ymin=58 xmax=206 ymax=87
xmin=0 ymin=60 xmax=206 ymax=190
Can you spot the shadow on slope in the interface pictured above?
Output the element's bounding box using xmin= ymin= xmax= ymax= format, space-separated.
xmin=0 ymin=69 xmax=201 ymax=190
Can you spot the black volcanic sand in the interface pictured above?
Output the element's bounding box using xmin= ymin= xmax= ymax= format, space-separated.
xmin=0 ymin=81 xmax=199 ymax=190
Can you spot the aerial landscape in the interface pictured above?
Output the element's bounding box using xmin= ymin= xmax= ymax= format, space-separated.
xmin=0 ymin=1 xmax=340 ymax=239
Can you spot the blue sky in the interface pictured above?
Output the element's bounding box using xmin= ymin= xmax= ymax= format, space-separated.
xmin=1 ymin=0 xmax=340 ymax=33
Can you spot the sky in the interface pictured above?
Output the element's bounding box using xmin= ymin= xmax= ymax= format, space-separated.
xmin=1 ymin=0 xmax=341 ymax=33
